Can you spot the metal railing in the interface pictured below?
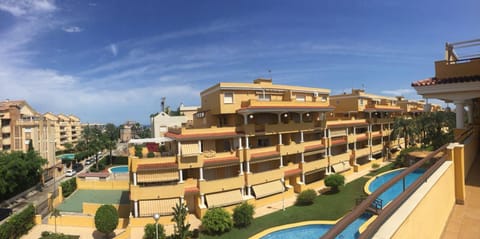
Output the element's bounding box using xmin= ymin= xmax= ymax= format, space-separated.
xmin=321 ymin=127 xmax=473 ymax=239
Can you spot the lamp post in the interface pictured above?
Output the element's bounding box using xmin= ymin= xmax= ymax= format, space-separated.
xmin=153 ymin=213 xmax=160 ymax=239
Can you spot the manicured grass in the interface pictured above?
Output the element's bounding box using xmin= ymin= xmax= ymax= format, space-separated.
xmin=200 ymin=163 xmax=393 ymax=239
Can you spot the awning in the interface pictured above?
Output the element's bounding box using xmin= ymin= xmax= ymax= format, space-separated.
xmin=205 ymin=189 xmax=243 ymax=208
xmin=252 ymin=180 xmax=284 ymax=199
xmin=139 ymin=198 xmax=180 ymax=216
xmin=137 ymin=170 xmax=179 ymax=183
xmin=332 ymin=161 xmax=351 ymax=173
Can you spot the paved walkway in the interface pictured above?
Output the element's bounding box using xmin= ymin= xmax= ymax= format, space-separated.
xmin=441 ymin=153 xmax=480 ymax=239
xmin=22 ymin=163 xmax=385 ymax=239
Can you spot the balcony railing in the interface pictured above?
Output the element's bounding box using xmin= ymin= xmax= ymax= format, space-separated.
xmin=199 ymin=176 xmax=244 ymax=194
xmin=302 ymin=158 xmax=328 ymax=172
xmin=329 ymin=153 xmax=350 ymax=165
xmin=247 ymin=168 xmax=283 ymax=186
xmin=241 ymin=99 xmax=330 ymax=108
xmin=130 ymin=183 xmax=184 ymax=200
xmin=130 ymin=156 xmax=177 ymax=172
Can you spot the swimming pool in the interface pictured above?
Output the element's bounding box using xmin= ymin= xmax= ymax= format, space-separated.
xmin=59 ymin=153 xmax=75 ymax=160
xmin=260 ymin=214 xmax=372 ymax=239
xmin=257 ymin=168 xmax=426 ymax=239
xmin=108 ymin=165 xmax=129 ymax=173
xmin=366 ymin=168 xmax=426 ymax=204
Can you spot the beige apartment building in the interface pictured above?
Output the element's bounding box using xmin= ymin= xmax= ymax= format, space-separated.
xmin=44 ymin=112 xmax=82 ymax=150
xmin=127 ymin=78 xmax=419 ymax=221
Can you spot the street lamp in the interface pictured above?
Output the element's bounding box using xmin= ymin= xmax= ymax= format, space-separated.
xmin=153 ymin=213 xmax=160 ymax=239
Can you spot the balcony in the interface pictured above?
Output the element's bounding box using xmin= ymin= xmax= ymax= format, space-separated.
xmin=302 ymin=159 xmax=328 ymax=173
xmin=1 ymin=126 xmax=10 ymax=133
xmin=329 ymin=153 xmax=350 ymax=165
xmin=356 ymin=133 xmax=369 ymax=141
xmin=199 ymin=176 xmax=244 ymax=194
xmin=238 ymin=124 xmax=265 ymax=135
xmin=371 ymin=144 xmax=384 ymax=154
xmin=265 ymin=122 xmax=315 ymax=134
xmin=303 ymin=139 xmax=326 ymax=152
xmin=247 ymin=168 xmax=283 ymax=186
xmin=371 ymin=131 xmax=382 ymax=138
xmin=2 ymin=138 xmax=10 ymax=145
xmin=367 ymin=118 xmax=395 ymax=124
xmin=278 ymin=142 xmax=304 ymax=155
xmin=16 ymin=119 xmax=40 ymax=126
xmin=130 ymin=183 xmax=184 ymax=200
xmin=355 ymin=147 xmax=370 ymax=158
xmin=130 ymin=156 xmax=177 ymax=172
xmin=382 ymin=129 xmax=392 ymax=136
xmin=246 ymin=145 xmax=279 ymax=161
xmin=169 ymin=126 xmax=236 ymax=136
xmin=241 ymin=99 xmax=330 ymax=109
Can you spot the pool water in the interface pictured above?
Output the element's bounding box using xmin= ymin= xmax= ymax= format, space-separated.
xmin=367 ymin=168 xmax=426 ymax=204
xmin=109 ymin=165 xmax=129 ymax=173
xmin=260 ymin=214 xmax=372 ymax=239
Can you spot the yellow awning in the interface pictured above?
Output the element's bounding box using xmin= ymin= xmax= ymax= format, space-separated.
xmin=139 ymin=198 xmax=180 ymax=216
xmin=252 ymin=180 xmax=284 ymax=199
xmin=332 ymin=161 xmax=351 ymax=173
xmin=137 ymin=170 xmax=179 ymax=183
xmin=205 ymin=189 xmax=243 ymax=208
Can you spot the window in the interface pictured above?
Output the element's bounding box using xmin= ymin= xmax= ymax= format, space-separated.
xmin=321 ymin=96 xmax=327 ymax=102
xmin=257 ymin=138 xmax=270 ymax=147
xmin=258 ymin=94 xmax=271 ymax=101
xmin=224 ymin=92 xmax=233 ymax=104
xmin=359 ymin=99 xmax=364 ymax=105
xmin=296 ymin=95 xmax=305 ymax=102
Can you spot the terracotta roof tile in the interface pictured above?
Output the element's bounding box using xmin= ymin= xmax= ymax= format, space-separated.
xmin=250 ymin=151 xmax=280 ymax=160
xmin=412 ymin=75 xmax=480 ymax=87
xmin=284 ymin=168 xmax=302 ymax=177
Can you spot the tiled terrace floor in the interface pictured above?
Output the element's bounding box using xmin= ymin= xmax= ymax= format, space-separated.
xmin=442 ymin=153 xmax=480 ymax=239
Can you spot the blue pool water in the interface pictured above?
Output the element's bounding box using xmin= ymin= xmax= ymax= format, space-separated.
xmin=260 ymin=214 xmax=372 ymax=239
xmin=260 ymin=168 xmax=426 ymax=239
xmin=368 ymin=168 xmax=426 ymax=204
xmin=109 ymin=165 xmax=129 ymax=173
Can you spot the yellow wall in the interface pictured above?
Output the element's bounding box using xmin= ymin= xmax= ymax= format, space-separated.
xmin=435 ymin=60 xmax=480 ymax=79
xmin=83 ymin=203 xmax=131 ymax=218
xmin=76 ymin=178 xmax=129 ymax=190
xmin=391 ymin=163 xmax=455 ymax=239
xmin=48 ymin=215 xmax=129 ymax=229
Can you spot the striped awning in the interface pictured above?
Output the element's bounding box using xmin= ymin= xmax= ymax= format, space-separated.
xmin=205 ymin=189 xmax=243 ymax=208
xmin=332 ymin=161 xmax=351 ymax=173
xmin=139 ymin=198 xmax=180 ymax=216
xmin=137 ymin=170 xmax=179 ymax=183
xmin=252 ymin=180 xmax=284 ymax=199
xmin=181 ymin=142 xmax=199 ymax=156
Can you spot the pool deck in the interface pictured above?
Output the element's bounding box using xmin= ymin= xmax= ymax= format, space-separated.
xmin=441 ymin=153 xmax=480 ymax=239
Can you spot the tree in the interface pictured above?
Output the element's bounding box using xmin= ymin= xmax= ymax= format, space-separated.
xmin=392 ymin=117 xmax=416 ymax=149
xmin=104 ymin=123 xmax=119 ymax=165
xmin=233 ymin=202 xmax=255 ymax=228
xmin=94 ymin=205 xmax=119 ymax=238
xmin=143 ymin=223 xmax=165 ymax=239
xmin=50 ymin=208 xmax=61 ymax=234
xmin=295 ymin=189 xmax=317 ymax=206
xmin=171 ymin=203 xmax=191 ymax=239
xmin=201 ymin=207 xmax=233 ymax=235
xmin=324 ymin=174 xmax=345 ymax=193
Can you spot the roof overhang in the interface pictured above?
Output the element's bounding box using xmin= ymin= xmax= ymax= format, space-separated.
xmin=413 ymin=81 xmax=480 ymax=102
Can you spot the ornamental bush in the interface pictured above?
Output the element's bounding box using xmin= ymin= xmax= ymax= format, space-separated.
xmin=60 ymin=177 xmax=77 ymax=198
xmin=324 ymin=173 xmax=346 ymax=193
xmin=201 ymin=207 xmax=233 ymax=235
xmin=0 ymin=204 xmax=35 ymax=239
xmin=143 ymin=223 xmax=165 ymax=239
xmin=233 ymin=202 xmax=255 ymax=228
xmin=94 ymin=205 xmax=119 ymax=238
xmin=295 ymin=189 xmax=317 ymax=206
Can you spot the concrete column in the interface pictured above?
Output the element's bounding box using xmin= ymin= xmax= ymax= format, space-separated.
xmin=243 ymin=114 xmax=248 ymax=125
xmin=245 ymin=136 xmax=250 ymax=149
xmin=239 ymin=162 xmax=244 ymax=175
xmin=455 ymin=101 xmax=465 ymax=129
xmin=246 ymin=160 xmax=250 ymax=173
xmin=247 ymin=186 xmax=251 ymax=196
xmin=467 ymin=102 xmax=473 ymax=125
xmin=300 ymin=131 xmax=304 ymax=143
xmin=241 ymin=187 xmax=245 ymax=196
xmin=279 ymin=155 xmax=284 ymax=168
xmin=301 ymin=152 xmax=305 ymax=163
xmin=199 ymin=167 xmax=204 ymax=180
xmin=279 ymin=133 xmax=283 ymax=145
xmin=198 ymin=140 xmax=202 ymax=153
xmin=301 ymin=173 xmax=305 ymax=184
xmin=200 ymin=194 xmax=205 ymax=206
xmin=134 ymin=201 xmax=139 ymax=217
xmin=238 ymin=137 xmax=243 ymax=149
xmin=278 ymin=113 xmax=282 ymax=123
xmin=300 ymin=113 xmax=303 ymax=122
xmin=133 ymin=172 xmax=137 ymax=186
xmin=179 ymin=169 xmax=184 ymax=183
xmin=177 ymin=141 xmax=181 ymax=156
xmin=454 ymin=144 xmax=466 ymax=204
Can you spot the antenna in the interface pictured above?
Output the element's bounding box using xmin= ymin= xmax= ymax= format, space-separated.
xmin=161 ymin=97 xmax=166 ymax=112
xmin=268 ymin=69 xmax=272 ymax=80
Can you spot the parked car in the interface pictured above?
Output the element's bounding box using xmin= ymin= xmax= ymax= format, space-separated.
xmin=65 ymin=169 xmax=76 ymax=177
xmin=85 ymin=159 xmax=92 ymax=165
xmin=0 ymin=208 xmax=12 ymax=221
xmin=73 ymin=163 xmax=84 ymax=172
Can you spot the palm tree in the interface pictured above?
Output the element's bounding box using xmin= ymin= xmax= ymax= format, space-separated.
xmin=171 ymin=203 xmax=191 ymax=239
xmin=392 ymin=117 xmax=415 ymax=149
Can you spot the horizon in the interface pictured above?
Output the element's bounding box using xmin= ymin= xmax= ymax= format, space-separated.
xmin=0 ymin=0 xmax=478 ymax=125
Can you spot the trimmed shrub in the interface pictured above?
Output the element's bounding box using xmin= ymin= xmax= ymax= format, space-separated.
xmin=296 ymin=189 xmax=317 ymax=206
xmin=147 ymin=152 xmax=155 ymax=158
xmin=324 ymin=174 xmax=346 ymax=193
xmin=0 ymin=204 xmax=35 ymax=239
xmin=143 ymin=223 xmax=165 ymax=239
xmin=94 ymin=205 xmax=119 ymax=238
xmin=201 ymin=207 xmax=233 ymax=235
xmin=233 ymin=202 xmax=255 ymax=228
xmin=60 ymin=177 xmax=77 ymax=198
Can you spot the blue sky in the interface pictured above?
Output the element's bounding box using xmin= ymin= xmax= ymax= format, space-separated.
xmin=0 ymin=0 xmax=478 ymax=125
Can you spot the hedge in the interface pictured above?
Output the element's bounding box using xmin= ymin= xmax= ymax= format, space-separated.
xmin=0 ymin=204 xmax=36 ymax=239
xmin=61 ymin=177 xmax=77 ymax=198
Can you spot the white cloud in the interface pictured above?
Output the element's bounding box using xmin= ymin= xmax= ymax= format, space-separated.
xmin=109 ymin=44 xmax=118 ymax=56
xmin=381 ymin=88 xmax=415 ymax=96
xmin=0 ymin=0 xmax=56 ymax=17
xmin=62 ymin=26 xmax=83 ymax=33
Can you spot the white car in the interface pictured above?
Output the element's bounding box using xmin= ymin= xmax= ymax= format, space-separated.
xmin=65 ymin=169 xmax=76 ymax=177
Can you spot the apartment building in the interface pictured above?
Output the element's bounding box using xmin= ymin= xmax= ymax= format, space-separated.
xmin=0 ymin=100 xmax=57 ymax=181
xmin=44 ymin=112 xmax=82 ymax=150
xmin=150 ymin=103 xmax=199 ymax=138
xmin=129 ymin=78 xmax=412 ymax=221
